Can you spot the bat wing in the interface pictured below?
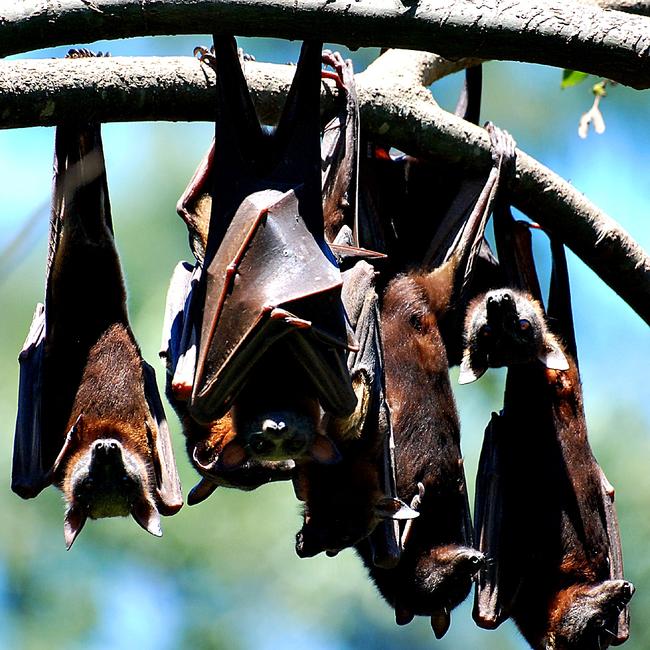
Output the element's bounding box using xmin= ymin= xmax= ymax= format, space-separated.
xmin=343 ymin=260 xmax=402 ymax=567
xmin=547 ymin=235 xmax=629 ymax=642
xmin=205 ymin=37 xmax=323 ymax=256
xmin=598 ymin=468 xmax=630 ymax=645
xmin=176 ymin=140 xmax=214 ymax=264
xmin=12 ymin=304 xmax=48 ymax=498
xmin=548 ymin=236 xmax=577 ymax=359
xmin=454 ymin=65 xmax=483 ymax=124
xmin=321 ymin=53 xmax=359 ymax=241
xmin=142 ymin=361 xmax=184 ymax=515
xmin=160 ymin=261 xmax=201 ymax=401
xmin=192 ymin=188 xmax=355 ymax=423
xmin=473 ymin=413 xmax=515 ymax=629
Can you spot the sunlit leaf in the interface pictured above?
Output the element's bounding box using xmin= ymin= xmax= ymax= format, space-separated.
xmin=562 ymin=69 xmax=589 ymax=88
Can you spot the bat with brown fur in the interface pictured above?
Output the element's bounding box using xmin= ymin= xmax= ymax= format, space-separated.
xmin=13 ymin=57 xmax=183 ymax=548
xmin=293 ymin=55 xmax=413 ymax=566
xmin=354 ymin=119 xmax=514 ymax=638
xmin=462 ymin=159 xmax=634 ymax=648
xmin=163 ymin=37 xmax=357 ymax=501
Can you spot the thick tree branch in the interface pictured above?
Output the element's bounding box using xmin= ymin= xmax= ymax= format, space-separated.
xmin=0 ymin=55 xmax=648 ymax=325
xmin=584 ymin=0 xmax=650 ymax=14
xmin=2 ymin=0 xmax=650 ymax=89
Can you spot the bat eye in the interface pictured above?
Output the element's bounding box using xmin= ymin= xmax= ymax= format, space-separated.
xmin=519 ymin=319 xmax=531 ymax=331
xmin=409 ymin=314 xmax=423 ymax=332
xmin=481 ymin=325 xmax=492 ymax=338
xmin=250 ymin=436 xmax=273 ymax=455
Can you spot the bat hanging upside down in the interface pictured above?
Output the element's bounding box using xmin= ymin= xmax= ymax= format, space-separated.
xmin=13 ymin=50 xmax=183 ymax=548
xmin=462 ymin=154 xmax=634 ymax=649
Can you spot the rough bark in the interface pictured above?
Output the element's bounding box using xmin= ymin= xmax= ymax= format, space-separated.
xmin=0 ymin=53 xmax=648 ymax=325
xmin=2 ymin=0 xmax=650 ymax=88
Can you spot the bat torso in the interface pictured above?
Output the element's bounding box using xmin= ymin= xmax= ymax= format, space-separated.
xmin=358 ymin=270 xmax=479 ymax=620
xmin=499 ymin=360 xmax=613 ymax=647
xmin=43 ymin=191 xmax=129 ymax=468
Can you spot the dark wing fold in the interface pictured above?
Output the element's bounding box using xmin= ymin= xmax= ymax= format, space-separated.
xmin=12 ymin=304 xmax=47 ymax=498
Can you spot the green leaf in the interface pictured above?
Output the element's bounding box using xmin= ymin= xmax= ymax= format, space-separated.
xmin=561 ymin=70 xmax=589 ymax=89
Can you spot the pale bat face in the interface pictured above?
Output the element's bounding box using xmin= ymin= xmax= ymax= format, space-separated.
xmin=460 ymin=288 xmax=568 ymax=384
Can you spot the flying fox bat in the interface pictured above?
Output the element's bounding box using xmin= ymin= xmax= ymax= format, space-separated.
xmin=354 ymin=122 xmax=517 ymax=638
xmin=294 ymin=260 xmax=417 ymax=563
xmin=12 ymin=74 xmax=182 ymax=547
xmin=463 ymin=169 xmax=634 ymax=647
xmin=292 ymin=54 xmax=411 ymax=567
xmin=162 ymin=37 xmax=357 ymax=500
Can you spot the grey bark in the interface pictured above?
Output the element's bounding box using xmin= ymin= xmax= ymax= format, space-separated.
xmin=2 ymin=0 xmax=650 ymax=89
xmin=0 ymin=54 xmax=648 ymax=325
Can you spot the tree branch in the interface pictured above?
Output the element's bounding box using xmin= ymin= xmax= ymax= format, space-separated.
xmin=583 ymin=0 xmax=650 ymax=14
xmin=0 ymin=55 xmax=648 ymax=324
xmin=2 ymin=0 xmax=650 ymax=89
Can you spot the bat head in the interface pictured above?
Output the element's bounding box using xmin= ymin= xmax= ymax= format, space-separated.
xmin=230 ymin=406 xmax=341 ymax=467
xmin=55 ymin=416 xmax=161 ymax=549
xmin=417 ymin=544 xmax=485 ymax=602
xmin=459 ymin=288 xmax=568 ymax=383
xmin=185 ymin=413 xmax=296 ymax=498
xmin=216 ymin=348 xmax=343 ymax=467
xmin=546 ymin=579 xmax=634 ymax=650
xmin=390 ymin=544 xmax=484 ymax=633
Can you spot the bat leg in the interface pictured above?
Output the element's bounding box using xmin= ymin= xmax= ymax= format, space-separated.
xmin=400 ymin=482 xmax=425 ymax=550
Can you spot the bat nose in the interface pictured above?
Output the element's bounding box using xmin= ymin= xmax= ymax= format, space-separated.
xmin=262 ymin=419 xmax=287 ymax=436
xmin=295 ymin=530 xmax=319 ymax=558
xmin=92 ymin=440 xmax=120 ymax=455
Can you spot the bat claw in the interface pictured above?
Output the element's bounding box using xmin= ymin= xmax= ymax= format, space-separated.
xmin=66 ymin=48 xmax=110 ymax=59
xmin=194 ymin=46 xmax=217 ymax=69
xmin=321 ymin=50 xmax=349 ymax=91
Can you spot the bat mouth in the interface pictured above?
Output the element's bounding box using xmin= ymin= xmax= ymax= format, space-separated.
xmin=69 ymin=439 xmax=148 ymax=519
xmin=191 ymin=443 xmax=295 ymax=478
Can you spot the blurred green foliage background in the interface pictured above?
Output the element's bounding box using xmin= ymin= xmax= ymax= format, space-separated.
xmin=0 ymin=35 xmax=648 ymax=650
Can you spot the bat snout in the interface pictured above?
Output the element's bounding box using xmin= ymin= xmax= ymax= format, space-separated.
xmin=92 ymin=439 xmax=120 ymax=453
xmin=261 ymin=419 xmax=287 ymax=437
xmin=91 ymin=439 xmax=124 ymax=464
xmin=248 ymin=423 xmax=310 ymax=460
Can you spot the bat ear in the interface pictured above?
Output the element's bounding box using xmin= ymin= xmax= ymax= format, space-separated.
xmin=187 ymin=478 xmax=218 ymax=506
xmin=395 ymin=603 xmax=415 ymax=626
xmin=374 ymin=497 xmax=419 ymax=521
xmin=538 ymin=339 xmax=569 ymax=371
xmin=217 ymin=440 xmax=249 ymax=471
xmin=50 ymin=414 xmax=84 ymax=478
xmin=458 ymin=354 xmax=486 ymax=384
xmin=308 ymin=435 xmax=341 ymax=465
xmin=131 ymin=499 xmax=162 ymax=537
xmin=63 ymin=504 xmax=87 ymax=550
xmin=430 ymin=608 xmax=451 ymax=639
